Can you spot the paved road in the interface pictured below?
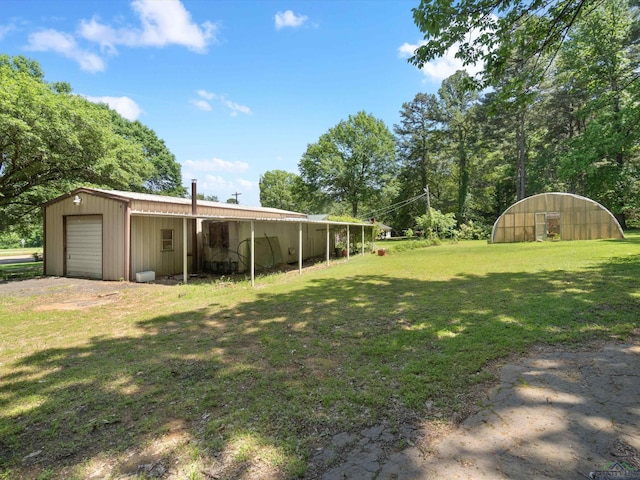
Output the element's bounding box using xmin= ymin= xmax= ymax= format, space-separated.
xmin=0 ymin=255 xmax=34 ymax=265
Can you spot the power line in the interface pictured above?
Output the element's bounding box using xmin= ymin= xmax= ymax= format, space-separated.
xmin=361 ymin=192 xmax=427 ymax=220
xmin=362 ymin=193 xmax=425 ymax=219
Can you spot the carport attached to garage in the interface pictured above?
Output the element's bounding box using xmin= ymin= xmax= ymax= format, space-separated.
xmin=44 ymin=187 xmax=375 ymax=283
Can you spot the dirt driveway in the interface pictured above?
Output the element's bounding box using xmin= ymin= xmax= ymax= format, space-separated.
xmin=415 ymin=341 xmax=640 ymax=479
xmin=0 ymin=276 xmax=140 ymax=296
xmin=312 ymin=340 xmax=640 ymax=480
xmin=0 ymin=277 xmax=142 ymax=311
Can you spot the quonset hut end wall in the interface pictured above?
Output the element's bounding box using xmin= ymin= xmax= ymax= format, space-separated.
xmin=491 ymin=192 xmax=624 ymax=243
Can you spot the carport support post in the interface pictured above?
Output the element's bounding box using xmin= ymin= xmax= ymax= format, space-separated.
xmin=183 ymin=217 xmax=188 ymax=284
xmin=250 ymin=220 xmax=255 ymax=287
xmin=326 ymin=224 xmax=330 ymax=266
xmin=346 ymin=225 xmax=350 ymax=260
xmin=298 ymin=222 xmax=302 ymax=275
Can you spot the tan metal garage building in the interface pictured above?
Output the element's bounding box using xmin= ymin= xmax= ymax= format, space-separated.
xmin=491 ymin=192 xmax=624 ymax=243
xmin=44 ymin=187 xmax=373 ymax=283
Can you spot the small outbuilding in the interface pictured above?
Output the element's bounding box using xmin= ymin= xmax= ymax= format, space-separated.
xmin=491 ymin=192 xmax=624 ymax=243
xmin=43 ymin=187 xmax=374 ymax=283
xmin=378 ymin=223 xmax=392 ymax=239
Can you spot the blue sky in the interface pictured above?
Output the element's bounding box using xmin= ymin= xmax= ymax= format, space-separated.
xmin=1 ymin=0 xmax=474 ymax=206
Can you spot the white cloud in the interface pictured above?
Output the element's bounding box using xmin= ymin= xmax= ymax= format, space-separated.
xmin=223 ymin=98 xmax=251 ymax=117
xmin=78 ymin=18 xmax=121 ymax=55
xmin=237 ymin=178 xmax=257 ymax=189
xmin=25 ymin=29 xmax=105 ymax=73
xmin=203 ymin=175 xmax=235 ymax=190
xmin=182 ymin=157 xmax=253 ymax=204
xmin=84 ymin=95 xmax=142 ymax=120
xmin=183 ymin=158 xmax=249 ymax=173
xmin=399 ymin=27 xmax=487 ymax=82
xmin=180 ymin=168 xmax=259 ymax=205
xmin=203 ymin=175 xmax=256 ymax=190
xmin=204 ymin=177 xmax=256 ymax=200
xmin=274 ymin=10 xmax=308 ymax=30
xmin=0 ymin=24 xmax=15 ymax=40
xmin=192 ymin=90 xmax=252 ymax=116
xmin=196 ymin=89 xmax=215 ymax=100
xmin=191 ymin=99 xmax=212 ymax=111
xmin=398 ymin=42 xmax=418 ymax=58
xmin=79 ymin=0 xmax=217 ymax=54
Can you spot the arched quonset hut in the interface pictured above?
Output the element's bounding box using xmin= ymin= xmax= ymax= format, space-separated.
xmin=491 ymin=192 xmax=624 ymax=243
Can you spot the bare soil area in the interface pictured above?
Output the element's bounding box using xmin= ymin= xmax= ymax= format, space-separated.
xmin=0 ymin=276 xmax=140 ymax=298
xmin=310 ymin=340 xmax=640 ymax=479
xmin=0 ymin=277 xmax=145 ymax=313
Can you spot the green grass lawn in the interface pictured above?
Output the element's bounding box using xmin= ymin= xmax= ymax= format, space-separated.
xmin=1 ymin=235 xmax=639 ymax=479
xmin=0 ymin=262 xmax=43 ymax=282
xmin=0 ymin=248 xmax=41 ymax=258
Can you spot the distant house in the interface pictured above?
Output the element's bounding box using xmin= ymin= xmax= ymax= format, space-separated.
xmin=43 ymin=187 xmax=373 ymax=283
xmin=491 ymin=192 xmax=624 ymax=243
xmin=378 ymin=224 xmax=392 ymax=239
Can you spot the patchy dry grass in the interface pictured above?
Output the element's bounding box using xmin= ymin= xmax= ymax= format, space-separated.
xmin=1 ymin=235 xmax=639 ymax=479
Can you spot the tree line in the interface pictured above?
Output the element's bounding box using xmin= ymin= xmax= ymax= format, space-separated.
xmin=261 ymin=0 xmax=640 ymax=236
xmin=3 ymin=1 xmax=638 ymax=246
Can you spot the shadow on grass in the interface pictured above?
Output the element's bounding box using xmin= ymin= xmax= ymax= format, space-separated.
xmin=0 ymin=262 xmax=43 ymax=282
xmin=1 ymin=251 xmax=639 ymax=478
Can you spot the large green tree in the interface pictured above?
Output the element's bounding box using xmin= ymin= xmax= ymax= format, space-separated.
xmin=392 ymin=73 xmax=482 ymax=229
xmin=0 ymin=56 xmax=149 ymax=231
xmin=259 ymin=169 xmax=305 ymax=211
xmin=410 ymin=0 xmax=593 ymax=91
xmin=396 ymin=1 xmax=640 ymax=229
xmin=553 ymin=0 xmax=640 ymax=226
xmin=0 ymin=55 xmax=184 ymax=233
xmin=436 ymin=71 xmax=480 ymax=224
xmin=393 ymin=93 xmax=454 ymax=228
xmin=298 ymin=111 xmax=396 ymax=217
xmin=104 ymin=107 xmax=185 ymax=196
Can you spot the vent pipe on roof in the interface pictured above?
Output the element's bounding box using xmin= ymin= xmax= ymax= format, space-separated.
xmin=191 ymin=179 xmax=198 ymax=274
xmin=191 ymin=179 xmax=197 ymax=215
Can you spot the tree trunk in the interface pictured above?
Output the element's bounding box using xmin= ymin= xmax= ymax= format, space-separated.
xmin=615 ymin=213 xmax=627 ymax=230
xmin=515 ymin=110 xmax=527 ymax=201
xmin=457 ymin=145 xmax=468 ymax=226
xmin=612 ymin=88 xmax=626 ymax=231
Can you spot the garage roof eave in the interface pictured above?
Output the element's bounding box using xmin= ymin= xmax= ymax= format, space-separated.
xmin=42 ymin=187 xmax=132 ymax=208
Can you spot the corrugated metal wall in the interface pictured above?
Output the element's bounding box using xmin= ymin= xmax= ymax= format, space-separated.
xmin=45 ymin=193 xmax=126 ymax=280
xmin=130 ymin=216 xmax=193 ymax=278
xmin=492 ymin=193 xmax=624 ymax=243
xmin=232 ymin=221 xmax=332 ymax=272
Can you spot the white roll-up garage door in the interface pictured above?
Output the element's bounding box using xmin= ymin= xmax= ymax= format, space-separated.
xmin=66 ymin=215 xmax=103 ymax=279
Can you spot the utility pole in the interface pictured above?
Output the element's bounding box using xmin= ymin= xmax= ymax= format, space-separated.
xmin=423 ymin=185 xmax=431 ymax=213
xmin=424 ymin=185 xmax=431 ymax=238
xmin=233 ymin=192 xmax=242 ymax=204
